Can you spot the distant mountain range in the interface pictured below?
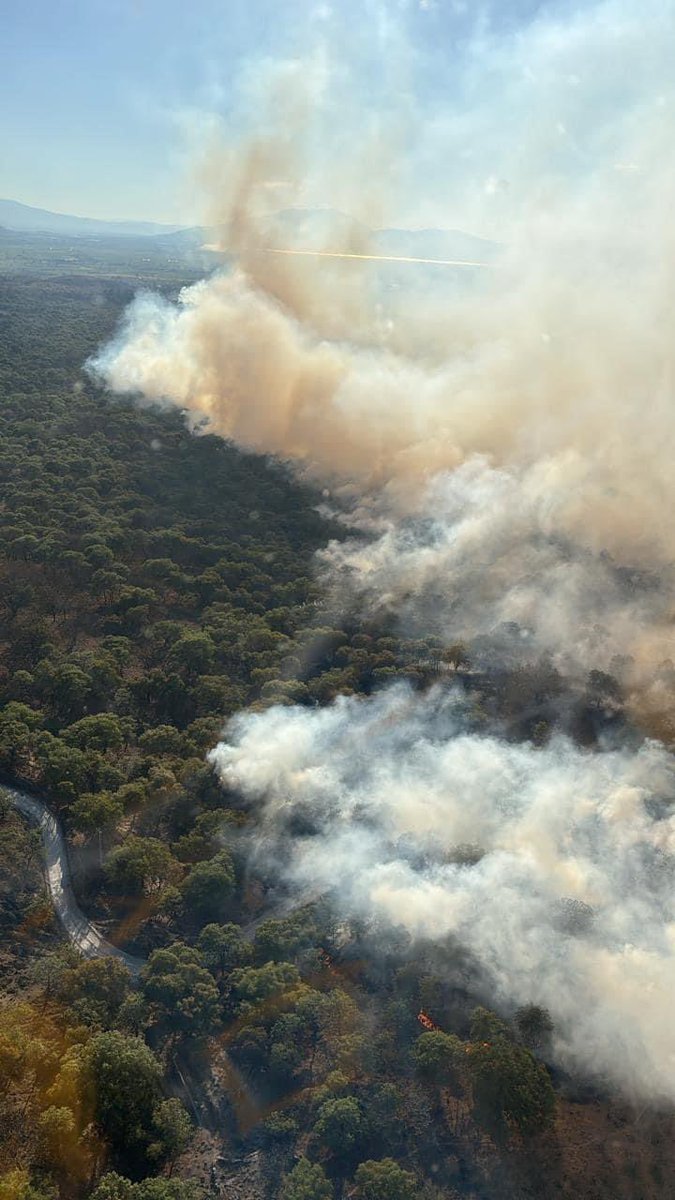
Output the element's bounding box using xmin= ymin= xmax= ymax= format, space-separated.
xmin=0 ymin=198 xmax=185 ymax=239
xmin=266 ymin=208 xmax=498 ymax=264
xmin=0 ymin=198 xmax=498 ymax=264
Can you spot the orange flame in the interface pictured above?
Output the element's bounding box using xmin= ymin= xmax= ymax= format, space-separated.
xmin=417 ymin=1009 xmax=441 ymax=1031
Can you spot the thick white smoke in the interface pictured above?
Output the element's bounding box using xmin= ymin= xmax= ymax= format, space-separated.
xmin=211 ymin=685 xmax=675 ymax=1103
xmin=88 ymin=0 xmax=675 ymax=709
xmin=88 ymin=0 xmax=675 ymax=1101
xmin=319 ymin=461 xmax=675 ymax=712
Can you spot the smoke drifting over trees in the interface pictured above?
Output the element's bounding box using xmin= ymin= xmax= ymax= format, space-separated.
xmin=210 ymin=685 xmax=675 ymax=1103
xmin=90 ymin=0 xmax=675 ymax=1106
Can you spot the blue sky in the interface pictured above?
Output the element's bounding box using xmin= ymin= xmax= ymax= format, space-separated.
xmin=0 ymin=0 xmax=561 ymax=223
xmin=1 ymin=0 xmax=298 ymax=220
xmin=3 ymin=0 xmax=666 ymax=237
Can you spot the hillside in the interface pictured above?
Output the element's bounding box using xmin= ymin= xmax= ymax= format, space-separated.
xmin=0 ymin=197 xmax=498 ymax=267
xmin=0 ymin=198 xmax=184 ymax=239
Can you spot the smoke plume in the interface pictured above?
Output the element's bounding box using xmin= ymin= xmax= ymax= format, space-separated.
xmin=210 ymin=684 xmax=675 ymax=1102
xmin=89 ymin=0 xmax=675 ymax=1100
xmin=89 ymin=0 xmax=675 ymax=697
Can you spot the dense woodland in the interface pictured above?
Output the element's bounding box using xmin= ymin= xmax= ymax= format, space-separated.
xmin=0 ymin=235 xmax=672 ymax=1200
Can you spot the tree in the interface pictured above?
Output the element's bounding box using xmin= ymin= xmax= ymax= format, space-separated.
xmin=36 ymin=1105 xmax=79 ymax=1172
xmin=33 ymin=731 xmax=88 ymax=799
xmin=106 ymin=836 xmax=181 ymax=896
xmin=92 ymin=569 xmax=126 ymax=604
xmin=254 ymin=916 xmax=311 ymax=964
xmin=129 ymin=670 xmax=190 ymax=727
xmin=6 ymin=670 xmax=36 ymax=703
xmin=180 ymin=850 xmax=235 ymax=922
xmin=0 ymin=701 xmax=43 ymax=731
xmin=83 ymin=1031 xmax=162 ymax=1156
xmin=90 ymin=1176 xmax=134 ymax=1200
xmin=0 ymin=1170 xmax=38 ymax=1200
xmin=142 ymin=943 xmax=220 ymax=1039
xmin=117 ymin=991 xmax=149 ymax=1036
xmin=69 ymin=792 xmax=124 ymax=859
xmin=412 ymin=1031 xmax=464 ymax=1087
xmin=227 ymin=961 xmax=301 ymax=1017
xmin=229 ymin=1023 xmax=269 ymax=1073
xmin=56 ymin=956 xmax=131 ymax=1028
xmin=586 ymin=668 xmax=622 ymax=710
xmin=280 ymin=1158 xmax=333 ymax=1200
xmin=191 ymin=675 xmax=243 ymax=718
xmin=35 ymin=660 xmax=91 ymax=723
xmin=467 ymin=1038 xmax=555 ymax=1139
xmin=62 ymin=713 xmax=126 ymax=752
xmin=354 ymin=1159 xmax=417 ymax=1200
xmin=515 ymin=1004 xmax=553 ymax=1052
xmin=125 ymin=1182 xmax=202 ymax=1200
xmin=167 ymin=632 xmax=216 ymax=677
xmin=0 ymin=717 xmax=33 ymax=773
xmin=359 ymin=1084 xmax=407 ymax=1158
xmin=85 ymin=543 xmax=115 ymax=569
xmin=113 ymin=780 xmax=148 ymax=814
xmin=442 ymin=642 xmax=470 ymax=670
xmin=469 ymin=1006 xmax=510 ymax=1043
xmin=262 ymin=1113 xmax=298 ymax=1146
xmin=268 ymin=1011 xmax=307 ymax=1086
xmin=172 ymin=811 xmax=231 ymax=864
xmin=312 ymin=1097 xmax=365 ymax=1165
xmin=197 ymin=922 xmax=252 ymax=977
xmin=150 ymin=1099 xmax=193 ymax=1173
xmin=139 ymin=725 xmax=190 ymax=758
xmin=27 ymin=950 xmax=73 ymax=999
xmin=0 ymin=579 xmax=35 ymax=622
xmin=91 ymin=1175 xmax=202 ymax=1200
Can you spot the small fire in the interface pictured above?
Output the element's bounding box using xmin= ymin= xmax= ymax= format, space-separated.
xmin=417 ymin=1009 xmax=441 ymax=1032
xmin=464 ymin=1042 xmax=491 ymax=1054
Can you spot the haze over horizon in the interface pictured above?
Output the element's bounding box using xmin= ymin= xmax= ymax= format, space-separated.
xmin=0 ymin=194 xmax=496 ymax=243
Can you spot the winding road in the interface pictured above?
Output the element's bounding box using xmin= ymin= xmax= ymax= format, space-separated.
xmin=5 ymin=784 xmax=285 ymax=1135
xmin=7 ymin=785 xmax=144 ymax=975
xmin=7 ymin=783 xmax=310 ymax=974
xmin=6 ymin=784 xmax=334 ymax=1138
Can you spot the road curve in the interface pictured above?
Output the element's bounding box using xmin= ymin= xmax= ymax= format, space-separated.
xmin=6 ymin=785 xmax=144 ymax=976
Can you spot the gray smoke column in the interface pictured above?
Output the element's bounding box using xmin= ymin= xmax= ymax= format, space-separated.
xmin=210 ymin=684 xmax=675 ymax=1103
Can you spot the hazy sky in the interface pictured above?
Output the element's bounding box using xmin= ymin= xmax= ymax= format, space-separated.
xmin=1 ymin=0 xmax=558 ymax=224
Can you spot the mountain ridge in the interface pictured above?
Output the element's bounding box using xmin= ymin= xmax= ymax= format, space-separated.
xmin=0 ymin=198 xmax=498 ymax=263
xmin=0 ymin=198 xmax=185 ymax=239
